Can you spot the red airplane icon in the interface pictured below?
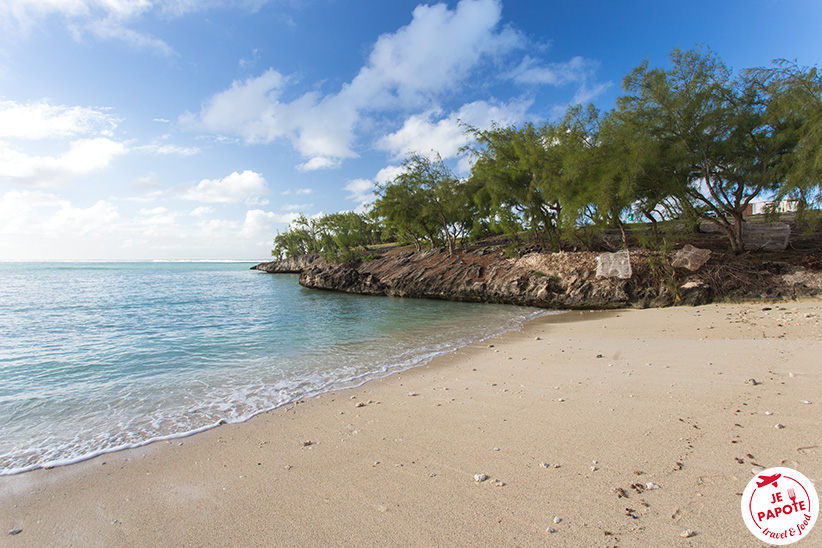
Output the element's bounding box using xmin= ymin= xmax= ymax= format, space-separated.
xmin=756 ymin=473 xmax=781 ymax=488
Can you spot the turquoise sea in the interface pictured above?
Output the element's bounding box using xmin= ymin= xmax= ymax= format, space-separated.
xmin=0 ymin=262 xmax=547 ymax=474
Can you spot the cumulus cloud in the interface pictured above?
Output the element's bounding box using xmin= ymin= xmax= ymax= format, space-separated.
xmin=0 ymin=190 xmax=119 ymax=237
xmin=0 ymin=137 xmax=126 ymax=185
xmin=240 ymin=209 xmax=298 ymax=238
xmin=376 ymin=98 xmax=532 ymax=162
xmin=344 ymin=178 xmax=376 ymax=210
xmin=180 ymin=169 xmax=268 ymax=204
xmin=184 ymin=0 xmax=521 ymax=167
xmin=0 ymin=100 xmax=120 ymax=139
xmin=296 ymin=156 xmax=342 ymax=172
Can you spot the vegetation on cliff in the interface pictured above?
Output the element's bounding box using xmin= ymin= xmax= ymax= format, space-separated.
xmin=272 ymin=48 xmax=821 ymax=263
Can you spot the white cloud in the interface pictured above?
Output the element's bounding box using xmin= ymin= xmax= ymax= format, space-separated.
xmin=190 ymin=205 xmax=214 ymax=217
xmin=377 ymin=98 xmax=532 ymax=161
xmin=296 ymin=156 xmax=342 ymax=172
xmin=0 ymin=0 xmax=236 ymax=54
xmin=374 ymin=164 xmax=407 ymax=186
xmin=344 ymin=178 xmax=375 ymax=209
xmin=180 ymin=169 xmax=268 ymax=204
xmin=281 ymin=188 xmax=314 ymax=196
xmin=508 ymin=55 xmax=597 ymax=85
xmin=282 ymin=203 xmax=312 ymax=211
xmin=343 ymin=0 xmax=521 ymax=108
xmin=240 ymin=209 xmax=298 ymax=238
xmin=0 ymin=100 xmax=120 ymax=139
xmin=0 ymin=190 xmax=119 ymax=237
xmin=184 ymin=0 xmax=520 ymax=167
xmin=0 ymin=137 xmax=126 ymax=185
xmin=145 ymin=143 xmax=200 ymax=156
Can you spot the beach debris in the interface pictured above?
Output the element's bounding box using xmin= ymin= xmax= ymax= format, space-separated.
xmin=671 ymin=244 xmax=711 ymax=271
xmin=407 ymin=392 xmax=419 ymax=397
xmin=557 ymin=397 xmax=565 ymax=402
xmin=596 ymin=354 xmax=604 ymax=358
xmin=744 ymin=378 xmax=760 ymax=385
xmin=535 ymin=336 xmax=541 ymax=340
xmin=8 ymin=529 xmax=22 ymax=536
xmin=646 ymin=482 xmax=661 ymax=490
xmin=789 ymin=372 xmax=796 ymax=377
xmin=355 ymin=401 xmax=366 ymax=408
xmin=474 ymin=473 xmax=489 ymax=483
xmin=429 ymin=473 xmax=437 ymax=478
xmin=680 ymin=529 xmax=697 ymax=538
xmin=539 ymin=461 xmax=550 ymax=469
xmin=801 ymin=400 xmax=812 ymax=404
xmin=492 ymin=447 xmax=500 ymax=452
xmin=631 ymin=483 xmax=645 ymax=493
xmin=546 ymin=526 xmax=557 ymax=534
xmin=775 ymin=423 xmax=786 ymax=429
xmin=752 ymin=466 xmax=765 ymax=474
xmin=765 ymin=411 xmax=774 ymax=415
xmin=300 ymin=440 xmax=314 ymax=447
xmin=492 ymin=479 xmax=506 ymax=487
xmin=488 ymin=344 xmax=495 ymax=348
xmin=596 ymin=250 xmax=632 ymax=279
xmin=612 ymin=487 xmax=629 ymax=498
xmin=553 ymin=516 xmax=562 ymax=524
xmin=625 ymin=508 xmax=639 ymax=519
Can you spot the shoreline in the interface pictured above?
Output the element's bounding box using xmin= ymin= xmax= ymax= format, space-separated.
xmin=0 ymin=307 xmax=552 ymax=478
xmin=2 ymin=301 xmax=820 ymax=546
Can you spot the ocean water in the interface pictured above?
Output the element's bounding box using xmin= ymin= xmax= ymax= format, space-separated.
xmin=0 ymin=262 xmax=548 ymax=474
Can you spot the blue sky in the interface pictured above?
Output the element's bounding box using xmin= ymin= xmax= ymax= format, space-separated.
xmin=1 ymin=0 xmax=820 ymax=260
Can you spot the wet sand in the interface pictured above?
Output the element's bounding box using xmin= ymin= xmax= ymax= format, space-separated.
xmin=2 ymin=301 xmax=820 ymax=547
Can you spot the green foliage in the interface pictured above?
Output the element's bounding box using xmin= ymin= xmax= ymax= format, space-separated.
xmin=374 ymin=153 xmax=477 ymax=256
xmin=272 ymin=212 xmax=377 ymax=264
xmin=272 ymin=48 xmax=821 ymax=258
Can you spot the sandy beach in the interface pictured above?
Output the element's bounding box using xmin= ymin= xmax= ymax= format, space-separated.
xmin=2 ymin=301 xmax=820 ymax=547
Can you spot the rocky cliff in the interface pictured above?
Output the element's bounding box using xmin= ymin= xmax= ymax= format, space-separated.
xmin=253 ymin=246 xmax=822 ymax=309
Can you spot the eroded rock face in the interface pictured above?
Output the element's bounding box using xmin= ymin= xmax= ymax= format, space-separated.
xmin=252 ymin=254 xmax=323 ymax=273
xmin=253 ymin=246 xmax=820 ymax=309
xmin=257 ymin=248 xmax=657 ymax=309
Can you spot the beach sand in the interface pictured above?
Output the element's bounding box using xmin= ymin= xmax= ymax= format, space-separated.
xmin=2 ymin=301 xmax=820 ymax=547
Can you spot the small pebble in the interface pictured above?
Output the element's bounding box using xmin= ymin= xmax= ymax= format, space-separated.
xmin=789 ymin=372 xmax=796 ymax=378
xmin=300 ymin=440 xmax=313 ymax=447
xmin=557 ymin=398 xmax=565 ymax=402
xmin=535 ymin=337 xmax=541 ymax=341
xmin=680 ymin=529 xmax=697 ymax=538
xmin=765 ymin=411 xmax=773 ymax=415
xmin=474 ymin=473 xmax=488 ymax=482
xmin=407 ymin=392 xmax=419 ymax=397
xmin=774 ymin=423 xmax=785 ymax=429
xmin=355 ymin=401 xmax=366 ymax=408
xmin=539 ymin=461 xmax=550 ymax=469
xmin=492 ymin=479 xmax=506 ymax=487
xmin=546 ymin=526 xmax=557 ymax=534
xmin=801 ymin=400 xmax=812 ymax=404
xmin=744 ymin=378 xmax=759 ymax=386
xmin=553 ymin=516 xmax=562 ymax=524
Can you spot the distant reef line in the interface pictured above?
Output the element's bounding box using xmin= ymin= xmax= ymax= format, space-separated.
xmin=252 ymin=247 xmax=822 ymax=309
